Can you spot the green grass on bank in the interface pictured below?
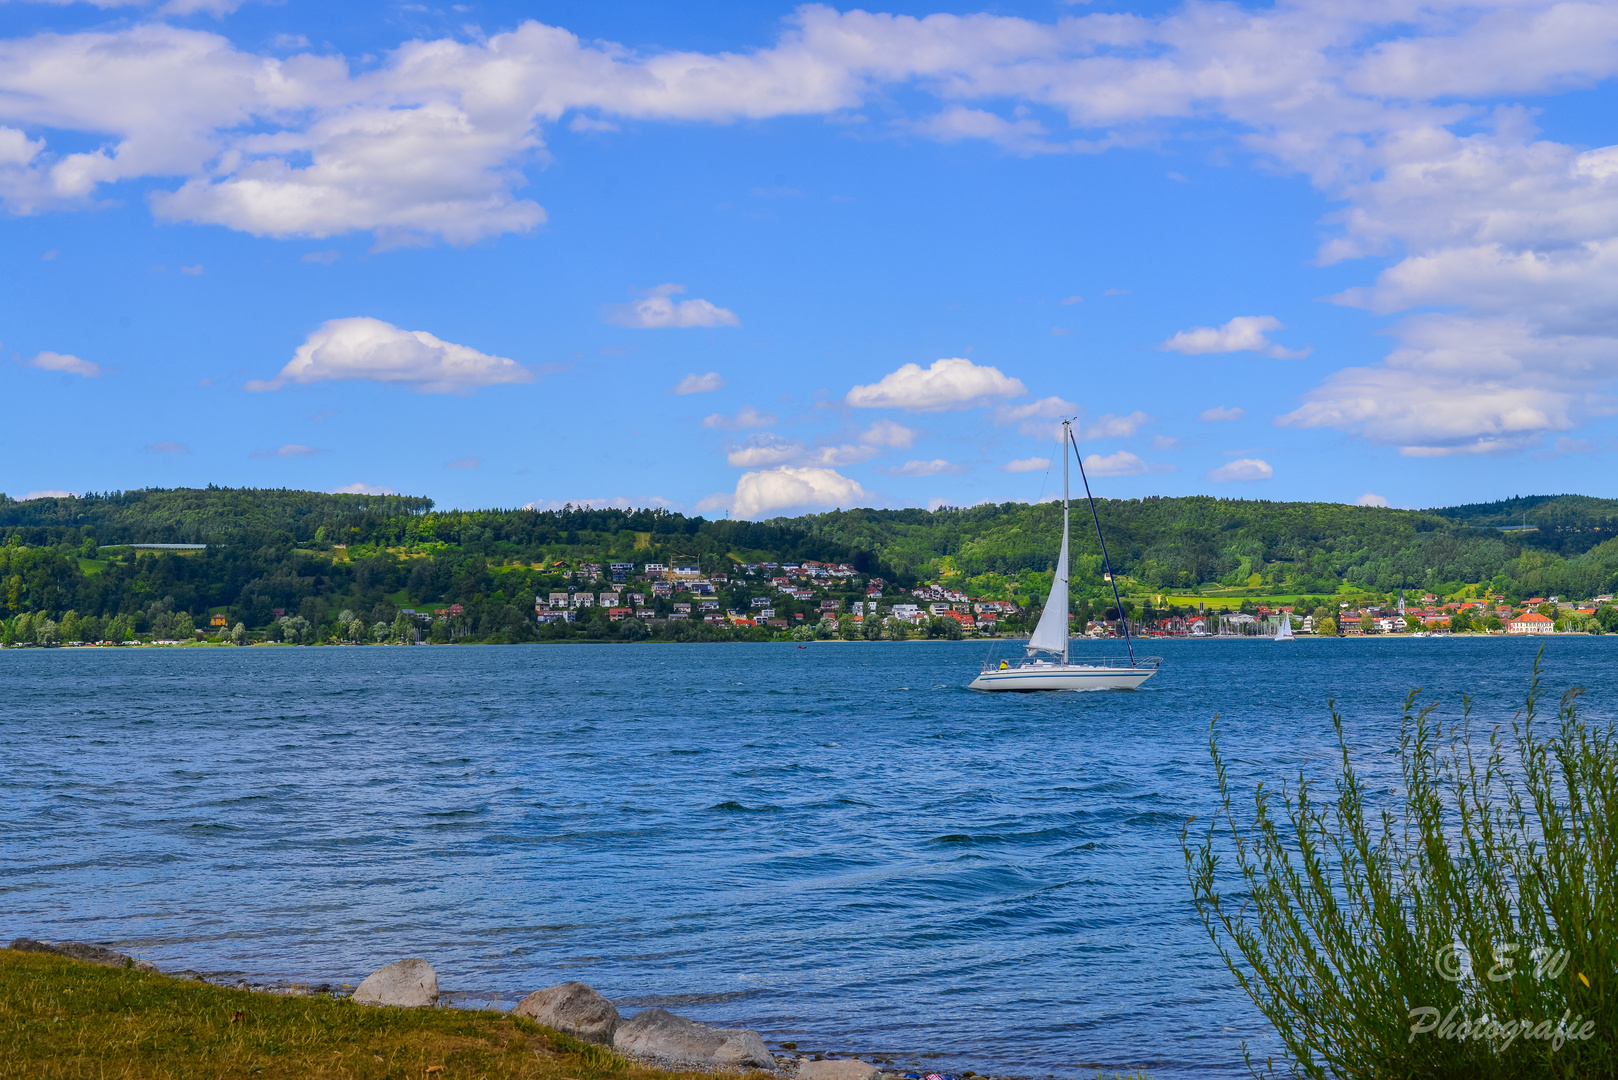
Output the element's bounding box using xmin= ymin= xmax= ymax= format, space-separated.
xmin=0 ymin=949 xmax=764 ymax=1080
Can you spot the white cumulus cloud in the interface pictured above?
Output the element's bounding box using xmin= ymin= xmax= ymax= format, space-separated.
xmin=247 ymin=317 xmax=532 ymax=394
xmin=1082 ymin=451 xmax=1174 ymax=477
xmin=16 ymin=489 xmax=77 ymax=501
xmin=1355 ymin=492 xmax=1390 ymax=506
xmin=994 ymin=395 xmax=1077 ymax=437
xmin=1078 ymin=411 xmax=1152 ymax=440
xmin=859 ymin=418 xmax=918 ymax=447
xmin=1160 ymin=316 xmax=1311 ymax=360
xmin=847 ymin=357 xmax=1025 ymax=411
xmin=731 ymin=466 xmax=873 ymax=519
xmin=1002 ymin=456 xmax=1050 ymax=473
xmin=1276 ymin=315 xmax=1605 ymax=456
xmin=1207 ymin=458 xmax=1274 ymax=482
xmin=251 ymin=443 xmax=323 ymax=458
xmin=330 ymin=482 xmax=399 ymax=495
xmin=703 ymin=404 xmax=777 ymax=430
xmin=1199 ymin=406 xmax=1247 ymax=422
xmin=886 ymin=459 xmax=967 ymax=477
xmin=670 ymin=371 xmax=725 ymax=395
xmin=725 ymin=433 xmax=802 ymax=468
xmin=25 ymin=351 xmax=100 ymax=377
xmin=604 ymin=284 xmax=739 ymax=328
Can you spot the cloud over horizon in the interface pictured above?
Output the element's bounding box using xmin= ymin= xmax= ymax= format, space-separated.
xmin=1159 ymin=316 xmax=1311 ymax=360
xmin=604 ymin=285 xmax=739 ymax=329
xmin=670 ymin=372 xmax=726 ymax=395
xmin=847 ymin=357 xmax=1025 ymax=411
xmin=730 ymin=465 xmax=874 ymax=519
xmin=247 ymin=317 xmax=532 ymax=394
xmin=25 ymin=351 xmax=100 ymax=377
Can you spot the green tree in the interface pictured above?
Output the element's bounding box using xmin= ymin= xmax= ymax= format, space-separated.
xmin=1404 ymin=614 xmax=1422 ymax=633
xmin=230 ymin=622 xmax=247 ymax=646
xmin=391 ymin=611 xmax=413 ymax=642
xmin=172 ymin=612 xmax=195 ymax=640
xmin=371 ymin=621 xmax=390 ymax=643
xmin=790 ymin=623 xmax=815 ymax=642
xmin=1 ymin=619 xmax=13 ymax=647
xmin=836 ymin=613 xmax=857 ymax=640
xmin=1360 ymin=612 xmax=1376 ymax=634
xmin=59 ymin=610 xmax=82 ymax=644
xmin=618 ymin=616 xmax=648 ymax=641
xmin=36 ymin=618 xmax=58 ymax=646
xmin=1317 ymin=616 xmax=1337 ymax=636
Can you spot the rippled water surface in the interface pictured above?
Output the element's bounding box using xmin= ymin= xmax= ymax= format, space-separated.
xmin=4 ymin=638 xmax=1614 ymax=1077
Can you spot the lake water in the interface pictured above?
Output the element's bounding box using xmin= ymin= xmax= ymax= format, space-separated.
xmin=3 ymin=638 xmax=1614 ymax=1077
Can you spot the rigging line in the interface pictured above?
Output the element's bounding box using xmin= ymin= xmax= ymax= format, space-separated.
xmin=1068 ymin=425 xmax=1136 ymax=668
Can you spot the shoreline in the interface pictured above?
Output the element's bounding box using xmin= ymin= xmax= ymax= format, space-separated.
xmin=8 ymin=939 xmax=1049 ymax=1080
xmin=1 ymin=630 xmax=1607 ymax=650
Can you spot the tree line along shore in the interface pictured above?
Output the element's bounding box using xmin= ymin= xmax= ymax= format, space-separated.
xmin=2 ymin=487 xmax=1616 ymax=647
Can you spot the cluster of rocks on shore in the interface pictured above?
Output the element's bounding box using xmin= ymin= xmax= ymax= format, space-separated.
xmin=9 ymin=941 xmax=983 ymax=1080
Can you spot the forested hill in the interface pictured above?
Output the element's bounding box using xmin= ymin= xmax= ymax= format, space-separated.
xmin=1429 ymin=494 xmax=1618 ymax=554
xmin=1 ymin=488 xmax=1616 ymax=641
xmin=0 ymin=487 xmax=435 ymax=546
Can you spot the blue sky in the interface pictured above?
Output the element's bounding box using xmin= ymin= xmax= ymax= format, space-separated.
xmin=3 ymin=0 xmax=1617 ymax=517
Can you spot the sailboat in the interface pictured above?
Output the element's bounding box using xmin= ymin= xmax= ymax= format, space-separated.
xmin=969 ymin=419 xmax=1160 ymax=692
xmin=1274 ymin=615 xmax=1295 ymax=641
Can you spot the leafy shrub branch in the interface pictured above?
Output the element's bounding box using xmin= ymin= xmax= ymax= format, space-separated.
xmin=1184 ymin=654 xmax=1615 ymax=1078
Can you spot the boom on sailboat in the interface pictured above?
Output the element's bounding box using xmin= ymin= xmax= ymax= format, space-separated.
xmin=968 ymin=419 xmax=1160 ymax=692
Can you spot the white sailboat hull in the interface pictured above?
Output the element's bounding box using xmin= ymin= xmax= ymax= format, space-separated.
xmin=969 ymin=662 xmax=1156 ymax=692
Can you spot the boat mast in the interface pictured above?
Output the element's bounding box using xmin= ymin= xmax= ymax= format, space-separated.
xmin=1062 ymin=421 xmax=1070 ymax=666
xmin=1069 ymin=423 xmax=1137 ymax=668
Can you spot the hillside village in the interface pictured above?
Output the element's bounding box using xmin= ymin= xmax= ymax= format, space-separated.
xmin=529 ymin=558 xmax=1618 ymax=642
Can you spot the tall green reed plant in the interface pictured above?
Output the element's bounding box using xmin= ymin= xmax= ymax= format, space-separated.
xmin=1183 ymin=653 xmax=1615 ymax=1078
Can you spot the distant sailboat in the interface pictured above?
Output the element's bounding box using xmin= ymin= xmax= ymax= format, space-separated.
xmin=1274 ymin=615 xmax=1294 ymax=641
xmin=969 ymin=419 xmax=1160 ymax=692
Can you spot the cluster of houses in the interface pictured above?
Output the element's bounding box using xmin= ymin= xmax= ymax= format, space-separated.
xmin=530 ymin=560 xmax=1025 ymax=633
xmin=1133 ymin=593 xmax=1613 ymax=637
xmin=528 ymin=560 xmax=1613 ymax=638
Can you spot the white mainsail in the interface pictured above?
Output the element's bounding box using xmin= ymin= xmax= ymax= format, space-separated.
xmin=1026 ymin=483 xmax=1070 ymax=658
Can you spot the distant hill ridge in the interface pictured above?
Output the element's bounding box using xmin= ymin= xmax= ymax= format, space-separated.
xmin=2 ymin=487 xmax=1616 ymax=600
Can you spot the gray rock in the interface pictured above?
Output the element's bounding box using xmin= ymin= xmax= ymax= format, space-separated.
xmin=513 ymin=981 xmax=620 ymax=1044
xmin=799 ymin=1060 xmax=882 ymax=1080
xmin=9 ymin=937 xmax=158 ymax=972
xmin=613 ymin=1007 xmax=775 ymax=1070
xmin=351 ymin=958 xmax=439 ymax=1007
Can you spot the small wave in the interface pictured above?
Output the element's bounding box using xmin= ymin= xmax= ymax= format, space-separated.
xmin=706 ymin=801 xmax=782 ymax=813
xmin=615 ymin=990 xmax=759 ymax=1007
xmin=1124 ymin=810 xmax=1187 ymax=826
